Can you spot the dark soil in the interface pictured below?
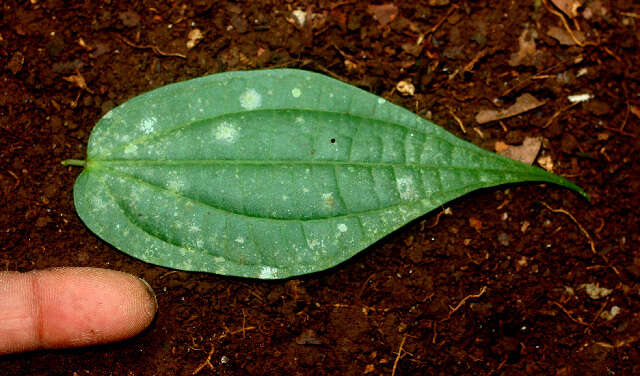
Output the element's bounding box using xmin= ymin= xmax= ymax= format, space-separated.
xmin=2 ymin=0 xmax=639 ymax=375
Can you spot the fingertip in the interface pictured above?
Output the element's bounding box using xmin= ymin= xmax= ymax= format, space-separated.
xmin=36 ymin=267 xmax=158 ymax=349
xmin=0 ymin=267 xmax=158 ymax=355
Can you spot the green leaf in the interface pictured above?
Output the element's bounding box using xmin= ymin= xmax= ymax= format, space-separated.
xmin=66 ymin=69 xmax=587 ymax=279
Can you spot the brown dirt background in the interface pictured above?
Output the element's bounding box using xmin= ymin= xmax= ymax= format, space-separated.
xmin=1 ymin=0 xmax=639 ymax=375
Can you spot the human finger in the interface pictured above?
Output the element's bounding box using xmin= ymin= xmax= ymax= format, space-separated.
xmin=0 ymin=267 xmax=157 ymax=355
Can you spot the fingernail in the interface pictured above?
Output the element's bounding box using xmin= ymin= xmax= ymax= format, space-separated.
xmin=138 ymin=277 xmax=158 ymax=313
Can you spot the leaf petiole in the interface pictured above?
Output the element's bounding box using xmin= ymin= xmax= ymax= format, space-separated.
xmin=62 ymin=159 xmax=87 ymax=167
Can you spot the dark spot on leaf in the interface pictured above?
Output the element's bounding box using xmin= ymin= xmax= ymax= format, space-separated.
xmin=330 ymin=138 xmax=336 ymax=143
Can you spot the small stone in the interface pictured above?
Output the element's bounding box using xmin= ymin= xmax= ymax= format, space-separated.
xmin=396 ymin=80 xmax=415 ymax=96
xmin=580 ymin=283 xmax=612 ymax=300
xmin=35 ymin=216 xmax=51 ymax=227
xmin=292 ymin=9 xmax=306 ymax=26
xmin=560 ymin=133 xmax=579 ymax=154
xmin=498 ymin=232 xmax=510 ymax=246
xmin=186 ymin=29 xmax=204 ymax=49
xmin=599 ymin=306 xmax=620 ymax=321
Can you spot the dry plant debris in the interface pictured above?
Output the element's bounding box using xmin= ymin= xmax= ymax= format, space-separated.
xmin=496 ymin=137 xmax=543 ymax=165
xmin=476 ymin=93 xmax=545 ymax=124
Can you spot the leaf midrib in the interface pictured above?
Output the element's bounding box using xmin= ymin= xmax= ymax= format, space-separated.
xmin=88 ymin=159 xmax=534 ymax=172
xmin=90 ymin=166 xmax=550 ymax=223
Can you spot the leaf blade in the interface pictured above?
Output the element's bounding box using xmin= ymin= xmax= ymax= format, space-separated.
xmin=72 ymin=69 xmax=586 ymax=278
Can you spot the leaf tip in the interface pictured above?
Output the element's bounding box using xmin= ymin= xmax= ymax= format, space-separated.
xmin=553 ymin=175 xmax=590 ymax=202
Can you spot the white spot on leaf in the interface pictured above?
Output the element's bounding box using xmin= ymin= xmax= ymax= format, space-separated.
xmin=167 ymin=177 xmax=185 ymax=193
xmin=91 ymin=196 xmax=107 ymax=211
xmin=167 ymin=171 xmax=185 ymax=192
xmin=337 ymin=223 xmax=348 ymax=233
xmin=235 ymin=237 xmax=245 ymax=244
xmin=397 ymin=176 xmax=419 ymax=201
xmin=124 ymin=144 xmax=138 ymax=155
xmin=291 ymin=87 xmax=302 ymax=98
xmin=322 ymin=192 xmax=335 ymax=207
xmin=140 ymin=117 xmax=157 ymax=134
xmin=258 ymin=266 xmax=278 ymax=279
xmin=308 ymin=239 xmax=321 ymax=250
xmin=239 ymin=88 xmax=262 ymax=110
xmin=214 ymin=122 xmax=239 ymax=143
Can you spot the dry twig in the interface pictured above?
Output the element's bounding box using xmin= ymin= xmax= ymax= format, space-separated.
xmin=620 ymin=12 xmax=640 ymax=19
xmin=426 ymin=209 xmax=446 ymax=229
xmin=121 ymin=36 xmax=187 ymax=58
xmin=432 ymin=321 xmax=437 ymax=344
xmin=447 ymin=105 xmax=466 ymax=134
xmin=595 ymin=336 xmax=639 ymax=349
xmin=552 ymin=301 xmax=589 ymax=326
xmin=192 ymin=344 xmax=215 ymax=375
xmin=543 ymin=102 xmax=580 ymax=128
xmin=448 ymin=286 xmax=487 ymax=318
xmin=539 ymin=202 xmax=621 ymax=277
xmin=427 ymin=5 xmax=458 ymax=35
xmin=391 ymin=335 xmax=408 ymax=376
xmin=542 ymin=0 xmax=589 ymax=47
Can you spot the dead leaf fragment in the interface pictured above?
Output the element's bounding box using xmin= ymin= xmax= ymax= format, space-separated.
xmin=366 ymin=3 xmax=398 ymax=27
xmin=509 ymin=28 xmax=539 ymax=67
xmin=7 ymin=52 xmax=24 ymax=74
xmin=90 ymin=42 xmax=110 ymax=58
xmin=469 ymin=217 xmax=483 ymax=231
xmin=547 ymin=26 xmax=585 ymax=45
xmin=118 ymin=10 xmax=141 ymax=28
xmin=63 ymin=70 xmax=93 ymax=94
xmin=429 ymin=0 xmax=450 ymax=5
xmin=494 ymin=141 xmax=509 ymax=153
xmin=295 ymin=329 xmax=323 ymax=345
xmin=396 ymin=80 xmax=415 ymax=96
xmin=187 ymin=28 xmax=203 ymax=49
xmin=476 ymin=93 xmax=545 ymax=124
xmin=497 ymin=137 xmax=542 ymax=165
xmin=551 ymin=0 xmax=583 ymax=18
